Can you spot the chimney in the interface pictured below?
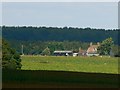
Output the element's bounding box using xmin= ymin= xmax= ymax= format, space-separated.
xmin=97 ymin=42 xmax=100 ymax=46
xmin=90 ymin=42 xmax=92 ymax=46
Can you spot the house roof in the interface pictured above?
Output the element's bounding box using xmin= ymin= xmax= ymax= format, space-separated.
xmin=90 ymin=45 xmax=98 ymax=48
xmin=87 ymin=44 xmax=99 ymax=54
xmin=87 ymin=47 xmax=97 ymax=54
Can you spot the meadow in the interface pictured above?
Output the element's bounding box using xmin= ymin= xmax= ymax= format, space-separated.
xmin=21 ymin=55 xmax=119 ymax=74
xmin=3 ymin=56 xmax=119 ymax=88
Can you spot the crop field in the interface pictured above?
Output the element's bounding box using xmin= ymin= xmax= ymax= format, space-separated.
xmin=21 ymin=55 xmax=119 ymax=74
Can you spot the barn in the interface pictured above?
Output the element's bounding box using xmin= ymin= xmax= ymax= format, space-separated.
xmin=53 ymin=51 xmax=73 ymax=56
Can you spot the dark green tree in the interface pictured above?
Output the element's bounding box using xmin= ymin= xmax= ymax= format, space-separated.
xmin=98 ymin=37 xmax=114 ymax=55
xmin=2 ymin=39 xmax=22 ymax=70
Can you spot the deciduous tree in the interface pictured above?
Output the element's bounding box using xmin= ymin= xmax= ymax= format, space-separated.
xmin=98 ymin=37 xmax=114 ymax=55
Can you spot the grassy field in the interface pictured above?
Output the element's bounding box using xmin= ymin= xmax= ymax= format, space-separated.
xmin=2 ymin=70 xmax=119 ymax=88
xmin=3 ymin=56 xmax=119 ymax=88
xmin=21 ymin=55 xmax=119 ymax=74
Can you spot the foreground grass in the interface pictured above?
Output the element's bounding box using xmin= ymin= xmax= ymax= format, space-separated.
xmin=21 ymin=56 xmax=119 ymax=74
xmin=2 ymin=70 xmax=119 ymax=88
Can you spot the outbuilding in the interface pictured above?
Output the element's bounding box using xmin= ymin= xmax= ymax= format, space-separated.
xmin=53 ymin=51 xmax=73 ymax=56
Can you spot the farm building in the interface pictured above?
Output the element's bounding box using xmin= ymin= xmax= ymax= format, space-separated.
xmin=53 ymin=51 xmax=73 ymax=56
xmin=78 ymin=47 xmax=87 ymax=56
xmin=86 ymin=42 xmax=100 ymax=56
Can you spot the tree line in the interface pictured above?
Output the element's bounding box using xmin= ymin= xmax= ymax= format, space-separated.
xmin=2 ymin=26 xmax=120 ymax=56
xmin=2 ymin=26 xmax=120 ymax=45
xmin=7 ymin=40 xmax=89 ymax=55
xmin=3 ymin=38 xmax=120 ymax=56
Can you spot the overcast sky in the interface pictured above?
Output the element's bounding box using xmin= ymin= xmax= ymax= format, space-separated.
xmin=2 ymin=2 xmax=118 ymax=29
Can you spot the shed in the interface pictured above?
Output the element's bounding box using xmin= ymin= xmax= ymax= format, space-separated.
xmin=53 ymin=51 xmax=73 ymax=56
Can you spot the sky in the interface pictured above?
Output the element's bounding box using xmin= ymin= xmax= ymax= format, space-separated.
xmin=1 ymin=0 xmax=120 ymax=2
xmin=1 ymin=2 xmax=119 ymax=29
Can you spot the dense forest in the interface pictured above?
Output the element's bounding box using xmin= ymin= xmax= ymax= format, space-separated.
xmin=2 ymin=26 xmax=119 ymax=44
xmin=2 ymin=26 xmax=120 ymax=55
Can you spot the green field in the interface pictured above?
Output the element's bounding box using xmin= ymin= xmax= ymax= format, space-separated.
xmin=21 ymin=56 xmax=119 ymax=74
xmin=3 ymin=56 xmax=119 ymax=88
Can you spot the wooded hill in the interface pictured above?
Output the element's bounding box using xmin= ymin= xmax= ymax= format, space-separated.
xmin=2 ymin=26 xmax=120 ymax=45
xmin=2 ymin=26 xmax=120 ymax=55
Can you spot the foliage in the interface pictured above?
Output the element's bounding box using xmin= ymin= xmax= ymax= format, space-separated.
xmin=41 ymin=47 xmax=51 ymax=56
xmin=98 ymin=37 xmax=114 ymax=55
xmin=7 ymin=40 xmax=89 ymax=55
xmin=2 ymin=39 xmax=22 ymax=70
xmin=2 ymin=26 xmax=120 ymax=56
xmin=111 ymin=45 xmax=120 ymax=57
xmin=2 ymin=26 xmax=119 ymax=45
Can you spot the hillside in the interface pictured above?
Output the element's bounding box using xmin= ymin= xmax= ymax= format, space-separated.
xmin=2 ymin=26 xmax=120 ymax=45
xmin=2 ymin=26 xmax=120 ymax=55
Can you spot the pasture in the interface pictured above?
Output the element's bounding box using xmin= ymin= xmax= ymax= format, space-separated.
xmin=3 ymin=56 xmax=119 ymax=88
xmin=21 ymin=56 xmax=119 ymax=74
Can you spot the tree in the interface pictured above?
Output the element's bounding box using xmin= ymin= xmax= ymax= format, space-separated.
xmin=2 ymin=26 xmax=119 ymax=45
xmin=111 ymin=45 xmax=120 ymax=57
xmin=41 ymin=47 xmax=51 ymax=56
xmin=2 ymin=39 xmax=22 ymax=70
xmin=98 ymin=37 xmax=114 ymax=55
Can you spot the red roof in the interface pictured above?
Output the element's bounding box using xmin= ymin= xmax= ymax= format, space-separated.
xmin=87 ymin=45 xmax=99 ymax=54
